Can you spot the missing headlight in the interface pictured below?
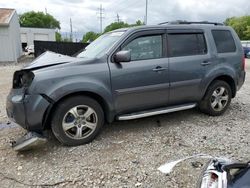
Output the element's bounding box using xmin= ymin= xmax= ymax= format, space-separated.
xmin=13 ymin=70 xmax=35 ymax=89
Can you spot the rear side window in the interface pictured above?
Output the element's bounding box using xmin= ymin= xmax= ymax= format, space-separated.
xmin=212 ymin=30 xmax=236 ymax=53
xmin=167 ymin=33 xmax=207 ymax=57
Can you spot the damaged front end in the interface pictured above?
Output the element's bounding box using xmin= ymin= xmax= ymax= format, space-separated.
xmin=6 ymin=52 xmax=80 ymax=151
xmin=6 ymin=69 xmax=50 ymax=130
xmin=6 ymin=70 xmax=50 ymax=151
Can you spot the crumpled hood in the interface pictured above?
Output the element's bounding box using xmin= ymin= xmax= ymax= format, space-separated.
xmin=23 ymin=51 xmax=78 ymax=70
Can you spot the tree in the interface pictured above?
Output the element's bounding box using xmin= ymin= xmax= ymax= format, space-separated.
xmin=244 ymin=26 xmax=250 ymax=39
xmin=82 ymin=20 xmax=144 ymax=43
xmin=130 ymin=20 xmax=144 ymax=27
xmin=104 ymin=21 xmax=129 ymax=33
xmin=55 ymin=32 xmax=62 ymax=42
xmin=19 ymin=11 xmax=60 ymax=29
xmin=224 ymin=16 xmax=250 ymax=40
xmin=82 ymin=31 xmax=100 ymax=43
xmin=103 ymin=20 xmax=144 ymax=33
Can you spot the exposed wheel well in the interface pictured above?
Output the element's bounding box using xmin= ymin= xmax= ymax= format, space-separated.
xmin=208 ymin=75 xmax=236 ymax=98
xmin=43 ymin=91 xmax=109 ymax=129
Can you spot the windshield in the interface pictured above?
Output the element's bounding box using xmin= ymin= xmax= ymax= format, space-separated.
xmin=77 ymin=31 xmax=125 ymax=58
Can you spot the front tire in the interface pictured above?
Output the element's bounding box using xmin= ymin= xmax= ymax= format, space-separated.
xmin=199 ymin=80 xmax=232 ymax=116
xmin=51 ymin=96 xmax=104 ymax=146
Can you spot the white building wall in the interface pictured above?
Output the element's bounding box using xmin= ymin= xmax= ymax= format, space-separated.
xmin=20 ymin=27 xmax=56 ymax=46
xmin=0 ymin=27 xmax=11 ymax=61
xmin=0 ymin=11 xmax=22 ymax=62
xmin=9 ymin=12 xmax=22 ymax=61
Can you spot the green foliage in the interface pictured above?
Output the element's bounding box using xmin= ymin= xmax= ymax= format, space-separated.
xmin=103 ymin=20 xmax=144 ymax=33
xmin=82 ymin=31 xmax=100 ymax=43
xmin=81 ymin=20 xmax=144 ymax=43
xmin=103 ymin=21 xmax=130 ymax=33
xmin=55 ymin=32 xmax=62 ymax=42
xmin=19 ymin=11 xmax=60 ymax=29
xmin=224 ymin=16 xmax=250 ymax=40
xmin=130 ymin=20 xmax=144 ymax=27
xmin=244 ymin=26 xmax=250 ymax=39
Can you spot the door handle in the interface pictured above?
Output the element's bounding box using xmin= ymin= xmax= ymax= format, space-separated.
xmin=152 ymin=66 xmax=167 ymax=72
xmin=201 ymin=60 xmax=211 ymax=66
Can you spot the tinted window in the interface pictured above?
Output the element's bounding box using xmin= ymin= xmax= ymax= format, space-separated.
xmin=122 ymin=35 xmax=162 ymax=61
xmin=168 ymin=33 xmax=207 ymax=57
xmin=212 ymin=30 xmax=236 ymax=53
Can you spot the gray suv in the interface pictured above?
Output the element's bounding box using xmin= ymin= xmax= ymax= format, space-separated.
xmin=6 ymin=22 xmax=246 ymax=146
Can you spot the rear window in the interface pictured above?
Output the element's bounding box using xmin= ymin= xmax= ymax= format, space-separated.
xmin=212 ymin=30 xmax=236 ymax=53
xmin=167 ymin=33 xmax=207 ymax=57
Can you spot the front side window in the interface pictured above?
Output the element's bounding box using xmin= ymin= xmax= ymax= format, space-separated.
xmin=212 ymin=30 xmax=236 ymax=53
xmin=122 ymin=35 xmax=163 ymax=61
xmin=167 ymin=33 xmax=207 ymax=57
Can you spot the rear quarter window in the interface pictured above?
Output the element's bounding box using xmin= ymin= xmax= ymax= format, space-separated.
xmin=212 ymin=30 xmax=236 ymax=53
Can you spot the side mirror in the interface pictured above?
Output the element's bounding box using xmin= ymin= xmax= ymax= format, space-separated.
xmin=114 ymin=50 xmax=131 ymax=63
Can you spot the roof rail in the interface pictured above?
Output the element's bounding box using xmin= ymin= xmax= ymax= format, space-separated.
xmin=158 ymin=21 xmax=224 ymax=26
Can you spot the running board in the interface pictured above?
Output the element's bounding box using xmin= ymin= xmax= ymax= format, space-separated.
xmin=117 ymin=103 xmax=196 ymax=120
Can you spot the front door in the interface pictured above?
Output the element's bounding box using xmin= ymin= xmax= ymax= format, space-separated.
xmin=108 ymin=30 xmax=169 ymax=114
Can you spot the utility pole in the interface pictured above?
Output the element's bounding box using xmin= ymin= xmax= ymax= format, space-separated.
xmin=97 ymin=4 xmax=105 ymax=33
xmin=145 ymin=0 xmax=148 ymax=25
xmin=70 ymin=18 xmax=73 ymax=42
xmin=116 ymin=13 xmax=120 ymax=22
xmin=45 ymin=8 xmax=47 ymax=14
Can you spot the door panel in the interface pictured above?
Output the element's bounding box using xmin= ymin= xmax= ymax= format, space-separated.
xmin=109 ymin=32 xmax=169 ymax=114
xmin=168 ymin=55 xmax=210 ymax=104
xmin=110 ymin=58 xmax=169 ymax=113
xmin=167 ymin=31 xmax=211 ymax=105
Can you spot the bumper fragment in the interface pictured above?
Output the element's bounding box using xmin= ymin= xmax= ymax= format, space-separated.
xmin=11 ymin=132 xmax=47 ymax=151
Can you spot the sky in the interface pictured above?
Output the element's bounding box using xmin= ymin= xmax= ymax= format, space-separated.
xmin=0 ymin=0 xmax=249 ymax=41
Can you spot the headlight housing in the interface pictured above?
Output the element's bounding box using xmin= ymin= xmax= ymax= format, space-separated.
xmin=13 ymin=70 xmax=35 ymax=89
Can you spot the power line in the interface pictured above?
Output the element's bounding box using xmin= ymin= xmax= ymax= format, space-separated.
xmin=97 ymin=4 xmax=105 ymax=33
xmin=113 ymin=0 xmax=144 ymax=15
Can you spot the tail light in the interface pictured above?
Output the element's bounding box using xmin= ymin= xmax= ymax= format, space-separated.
xmin=200 ymin=172 xmax=219 ymax=188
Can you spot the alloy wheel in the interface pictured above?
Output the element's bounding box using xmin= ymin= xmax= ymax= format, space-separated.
xmin=210 ymin=86 xmax=229 ymax=112
xmin=62 ymin=105 xmax=98 ymax=139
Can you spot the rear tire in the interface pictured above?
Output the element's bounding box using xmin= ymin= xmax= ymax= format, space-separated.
xmin=51 ymin=96 xmax=104 ymax=146
xmin=199 ymin=80 xmax=232 ymax=116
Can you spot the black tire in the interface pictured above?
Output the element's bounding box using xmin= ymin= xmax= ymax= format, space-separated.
xmin=51 ymin=96 xmax=104 ymax=146
xmin=199 ymin=80 xmax=232 ymax=116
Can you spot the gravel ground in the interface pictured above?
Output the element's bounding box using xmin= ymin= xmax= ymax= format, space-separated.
xmin=0 ymin=59 xmax=249 ymax=188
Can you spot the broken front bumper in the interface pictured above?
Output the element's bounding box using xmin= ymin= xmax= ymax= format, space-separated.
xmin=6 ymin=89 xmax=50 ymax=132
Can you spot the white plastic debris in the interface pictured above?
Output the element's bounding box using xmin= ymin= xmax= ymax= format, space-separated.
xmin=158 ymin=154 xmax=213 ymax=174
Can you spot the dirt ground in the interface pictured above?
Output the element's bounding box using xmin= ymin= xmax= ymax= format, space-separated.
xmin=0 ymin=58 xmax=249 ymax=188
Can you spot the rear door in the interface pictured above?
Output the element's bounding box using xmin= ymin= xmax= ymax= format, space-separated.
xmin=167 ymin=29 xmax=212 ymax=105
